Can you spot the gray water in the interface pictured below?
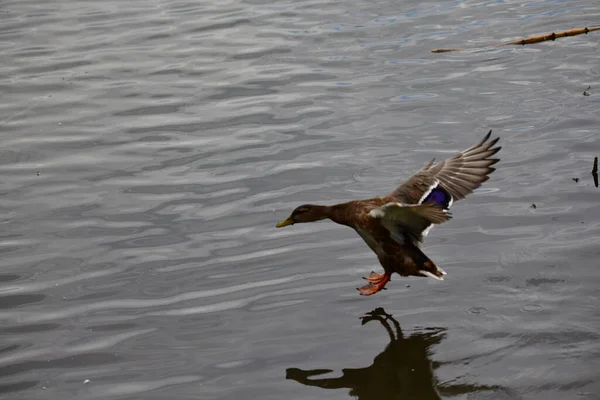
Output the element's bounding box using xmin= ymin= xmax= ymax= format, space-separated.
xmin=1 ymin=0 xmax=600 ymax=399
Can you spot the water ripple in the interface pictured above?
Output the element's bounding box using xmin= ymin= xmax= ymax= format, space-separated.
xmin=1 ymin=0 xmax=600 ymax=398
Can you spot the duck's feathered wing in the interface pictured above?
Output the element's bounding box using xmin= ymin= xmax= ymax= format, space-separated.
xmin=368 ymin=203 xmax=452 ymax=244
xmin=378 ymin=131 xmax=500 ymax=242
xmin=390 ymin=130 xmax=501 ymax=207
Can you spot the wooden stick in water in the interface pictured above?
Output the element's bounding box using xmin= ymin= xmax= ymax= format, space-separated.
xmin=592 ymin=157 xmax=598 ymax=188
xmin=431 ymin=25 xmax=600 ymax=53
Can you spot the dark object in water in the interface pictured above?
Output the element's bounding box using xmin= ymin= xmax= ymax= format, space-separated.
xmin=572 ymin=178 xmax=579 ymax=183
xmin=583 ymin=86 xmax=591 ymax=96
xmin=285 ymin=308 xmax=508 ymax=399
xmin=432 ymin=25 xmax=600 ymax=53
xmin=592 ymin=157 xmax=598 ymax=188
xmin=530 ymin=203 xmax=537 ymax=209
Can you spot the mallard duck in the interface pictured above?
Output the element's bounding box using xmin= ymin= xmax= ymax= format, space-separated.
xmin=276 ymin=131 xmax=500 ymax=296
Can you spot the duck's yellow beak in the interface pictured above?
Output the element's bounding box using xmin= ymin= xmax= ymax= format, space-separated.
xmin=275 ymin=217 xmax=294 ymax=228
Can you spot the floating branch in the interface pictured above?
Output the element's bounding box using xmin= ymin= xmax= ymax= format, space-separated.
xmin=432 ymin=25 xmax=600 ymax=53
xmin=592 ymin=157 xmax=598 ymax=188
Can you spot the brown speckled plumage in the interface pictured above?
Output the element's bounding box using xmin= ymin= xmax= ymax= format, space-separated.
xmin=276 ymin=131 xmax=501 ymax=296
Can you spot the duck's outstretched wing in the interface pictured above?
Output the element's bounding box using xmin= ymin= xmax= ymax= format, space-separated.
xmin=390 ymin=130 xmax=501 ymax=208
xmin=369 ymin=203 xmax=452 ymax=243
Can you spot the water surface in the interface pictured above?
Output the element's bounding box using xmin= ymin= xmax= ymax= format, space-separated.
xmin=1 ymin=0 xmax=600 ymax=399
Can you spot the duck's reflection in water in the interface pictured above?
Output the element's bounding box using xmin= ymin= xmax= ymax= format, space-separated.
xmin=286 ymin=308 xmax=501 ymax=400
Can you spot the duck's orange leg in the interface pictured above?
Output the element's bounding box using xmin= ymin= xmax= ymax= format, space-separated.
xmin=358 ymin=272 xmax=391 ymax=296
xmin=362 ymin=271 xmax=385 ymax=282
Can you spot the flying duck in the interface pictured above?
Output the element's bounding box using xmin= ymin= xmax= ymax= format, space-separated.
xmin=276 ymin=131 xmax=501 ymax=295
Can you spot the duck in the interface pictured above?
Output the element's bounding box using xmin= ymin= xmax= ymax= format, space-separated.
xmin=275 ymin=131 xmax=501 ymax=296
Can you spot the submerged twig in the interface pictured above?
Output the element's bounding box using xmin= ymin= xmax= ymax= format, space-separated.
xmin=592 ymin=157 xmax=598 ymax=188
xmin=432 ymin=25 xmax=600 ymax=53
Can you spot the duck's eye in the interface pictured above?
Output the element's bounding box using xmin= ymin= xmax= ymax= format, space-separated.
xmin=294 ymin=207 xmax=309 ymax=215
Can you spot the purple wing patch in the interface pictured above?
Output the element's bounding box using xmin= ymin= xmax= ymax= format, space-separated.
xmin=422 ymin=187 xmax=452 ymax=209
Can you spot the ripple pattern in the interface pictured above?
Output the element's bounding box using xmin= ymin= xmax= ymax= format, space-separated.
xmin=1 ymin=0 xmax=600 ymax=399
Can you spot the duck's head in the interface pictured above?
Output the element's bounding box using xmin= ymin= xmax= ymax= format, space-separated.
xmin=276 ymin=204 xmax=328 ymax=227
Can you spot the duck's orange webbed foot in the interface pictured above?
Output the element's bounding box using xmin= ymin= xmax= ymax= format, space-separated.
xmin=358 ymin=272 xmax=391 ymax=296
xmin=362 ymin=271 xmax=386 ymax=282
